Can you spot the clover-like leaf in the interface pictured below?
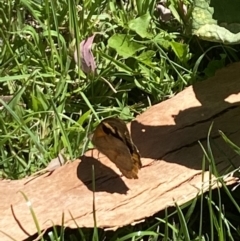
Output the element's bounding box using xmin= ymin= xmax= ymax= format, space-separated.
xmin=108 ymin=34 xmax=145 ymax=58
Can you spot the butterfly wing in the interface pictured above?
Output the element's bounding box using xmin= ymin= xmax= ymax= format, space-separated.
xmin=92 ymin=118 xmax=142 ymax=179
xmin=103 ymin=118 xmax=142 ymax=170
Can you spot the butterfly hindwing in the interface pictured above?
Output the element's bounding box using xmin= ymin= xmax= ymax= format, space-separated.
xmin=93 ymin=117 xmax=142 ymax=179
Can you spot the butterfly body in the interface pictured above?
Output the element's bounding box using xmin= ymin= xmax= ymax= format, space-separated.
xmin=92 ymin=118 xmax=142 ymax=179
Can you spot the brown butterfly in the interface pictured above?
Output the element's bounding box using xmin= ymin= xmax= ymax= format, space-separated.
xmin=92 ymin=117 xmax=142 ymax=179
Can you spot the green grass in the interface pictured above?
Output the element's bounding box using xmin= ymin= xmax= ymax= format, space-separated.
xmin=0 ymin=0 xmax=238 ymax=179
xmin=1 ymin=0 xmax=240 ymax=240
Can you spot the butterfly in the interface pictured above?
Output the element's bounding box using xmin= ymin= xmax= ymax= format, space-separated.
xmin=92 ymin=117 xmax=142 ymax=179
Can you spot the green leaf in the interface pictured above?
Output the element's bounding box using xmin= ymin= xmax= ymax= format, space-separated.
xmin=152 ymin=33 xmax=173 ymax=50
xmin=137 ymin=50 xmax=155 ymax=62
xmin=170 ymin=41 xmax=190 ymax=63
xmin=108 ymin=34 xmax=145 ymax=58
xmin=204 ymin=56 xmax=226 ymax=77
xmin=135 ymin=50 xmax=156 ymax=67
xmin=119 ymin=106 xmax=132 ymax=120
xmin=128 ymin=12 xmax=153 ymax=38
xmin=191 ymin=0 xmax=240 ymax=44
xmin=31 ymin=94 xmax=39 ymax=112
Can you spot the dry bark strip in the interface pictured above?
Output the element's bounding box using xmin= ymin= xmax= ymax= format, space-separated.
xmin=1 ymin=63 xmax=240 ymax=240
